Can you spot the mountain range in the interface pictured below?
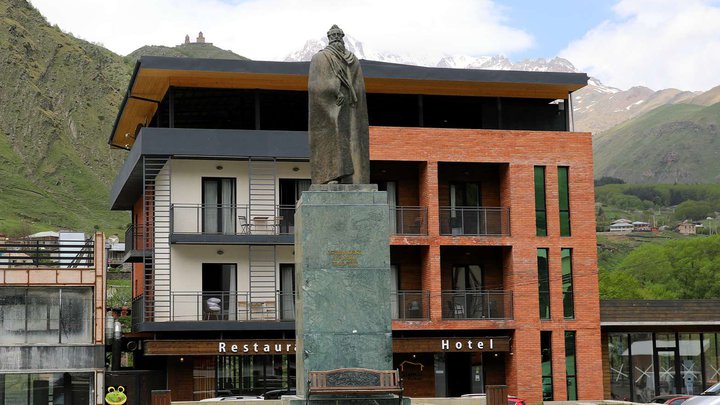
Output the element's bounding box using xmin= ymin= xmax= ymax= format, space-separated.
xmin=1 ymin=0 xmax=718 ymax=236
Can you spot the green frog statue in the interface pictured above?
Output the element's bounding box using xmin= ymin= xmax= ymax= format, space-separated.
xmin=105 ymin=386 xmax=127 ymax=405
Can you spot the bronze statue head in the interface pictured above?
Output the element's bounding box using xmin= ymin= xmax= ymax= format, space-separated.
xmin=327 ymin=25 xmax=345 ymax=46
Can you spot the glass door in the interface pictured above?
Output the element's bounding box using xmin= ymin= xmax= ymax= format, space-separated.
xmin=656 ymin=349 xmax=678 ymax=395
xmin=203 ymin=178 xmax=236 ymax=234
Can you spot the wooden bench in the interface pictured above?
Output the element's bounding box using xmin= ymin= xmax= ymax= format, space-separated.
xmin=307 ymin=368 xmax=403 ymax=404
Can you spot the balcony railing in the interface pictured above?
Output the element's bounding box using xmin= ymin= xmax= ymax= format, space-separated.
xmin=124 ymin=224 xmax=153 ymax=254
xmin=390 ymin=207 xmax=428 ymax=235
xmin=441 ymin=290 xmax=513 ymax=320
xmin=0 ymin=238 xmax=94 ymax=268
xmin=169 ymin=291 xmax=296 ymax=321
xmin=439 ymin=207 xmax=510 ymax=236
xmin=171 ymin=204 xmax=296 ymax=236
xmin=391 ymin=290 xmax=430 ymax=320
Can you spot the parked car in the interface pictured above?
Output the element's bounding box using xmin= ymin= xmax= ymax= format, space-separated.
xmin=650 ymin=395 xmax=693 ymax=405
xmin=261 ymin=388 xmax=296 ymax=399
xmin=684 ymin=383 xmax=720 ymax=405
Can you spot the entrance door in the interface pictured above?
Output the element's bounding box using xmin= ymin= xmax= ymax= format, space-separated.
xmin=445 ymin=353 xmax=472 ymax=396
xmin=202 ymin=264 xmax=236 ymax=320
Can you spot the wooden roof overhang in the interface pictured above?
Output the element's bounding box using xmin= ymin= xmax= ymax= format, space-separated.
xmin=109 ymin=56 xmax=588 ymax=149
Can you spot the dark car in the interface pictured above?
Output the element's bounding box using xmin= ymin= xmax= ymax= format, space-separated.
xmin=261 ymin=389 xmax=296 ymax=399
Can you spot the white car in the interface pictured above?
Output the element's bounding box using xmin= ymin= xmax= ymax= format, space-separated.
xmin=199 ymin=395 xmax=264 ymax=402
xmin=684 ymin=383 xmax=720 ymax=405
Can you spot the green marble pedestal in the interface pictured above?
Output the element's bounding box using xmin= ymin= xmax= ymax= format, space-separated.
xmin=294 ymin=184 xmax=395 ymax=401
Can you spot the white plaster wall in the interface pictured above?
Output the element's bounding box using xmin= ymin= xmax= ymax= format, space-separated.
xmin=169 ymin=245 xmax=297 ymax=321
xmin=170 ymin=159 xmax=310 ymax=233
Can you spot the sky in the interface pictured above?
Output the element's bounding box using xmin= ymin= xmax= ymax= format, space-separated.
xmin=28 ymin=0 xmax=720 ymax=91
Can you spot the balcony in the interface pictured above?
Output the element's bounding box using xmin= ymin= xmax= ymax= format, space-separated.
xmin=132 ymin=291 xmax=295 ymax=331
xmin=390 ymin=207 xmax=428 ymax=236
xmin=391 ymin=291 xmax=430 ymax=320
xmin=123 ymin=224 xmax=151 ymax=262
xmin=0 ymin=238 xmax=94 ymax=268
xmin=170 ymin=204 xmax=295 ymax=244
xmin=441 ymin=290 xmax=513 ymax=320
xmin=439 ymin=207 xmax=510 ymax=236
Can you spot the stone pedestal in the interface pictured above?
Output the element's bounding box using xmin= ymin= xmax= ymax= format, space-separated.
xmin=294 ymin=184 xmax=393 ymax=397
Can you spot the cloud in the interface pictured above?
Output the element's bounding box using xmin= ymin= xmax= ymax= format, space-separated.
xmin=29 ymin=0 xmax=533 ymax=62
xmin=560 ymin=0 xmax=720 ymax=91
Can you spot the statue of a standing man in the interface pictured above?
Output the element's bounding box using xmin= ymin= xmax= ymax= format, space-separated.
xmin=308 ymin=25 xmax=370 ymax=184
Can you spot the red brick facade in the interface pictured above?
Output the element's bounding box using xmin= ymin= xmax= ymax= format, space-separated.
xmin=373 ymin=127 xmax=603 ymax=401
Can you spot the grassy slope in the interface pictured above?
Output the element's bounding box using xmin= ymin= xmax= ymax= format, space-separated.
xmin=0 ymin=0 xmax=130 ymax=236
xmin=127 ymin=43 xmax=248 ymax=60
xmin=593 ymin=103 xmax=720 ymax=183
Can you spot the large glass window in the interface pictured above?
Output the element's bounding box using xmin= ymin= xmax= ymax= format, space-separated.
xmin=609 ymin=333 xmax=632 ymax=401
xmin=541 ymin=331 xmax=553 ymax=401
xmin=199 ymin=355 xmax=295 ymax=399
xmin=631 ymin=332 xmax=656 ymax=402
xmin=537 ymin=249 xmax=550 ymax=320
xmin=679 ymin=333 xmax=703 ymax=395
xmin=565 ymin=331 xmax=577 ymax=400
xmin=0 ymin=372 xmax=93 ymax=405
xmin=534 ymin=166 xmax=547 ymax=236
xmin=0 ymin=287 xmax=93 ymax=344
xmin=705 ymin=333 xmax=720 ymax=388
xmin=558 ymin=166 xmax=571 ymax=236
xmin=561 ymin=249 xmax=575 ymax=319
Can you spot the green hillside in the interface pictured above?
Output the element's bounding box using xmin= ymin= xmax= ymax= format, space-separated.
xmin=593 ymin=102 xmax=720 ymax=183
xmin=0 ymin=0 xmax=131 ymax=236
xmin=127 ymin=43 xmax=248 ymax=60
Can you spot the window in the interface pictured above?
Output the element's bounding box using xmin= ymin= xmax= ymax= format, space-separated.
xmin=534 ymin=166 xmax=547 ymax=236
xmin=537 ymin=249 xmax=550 ymax=320
xmin=561 ymin=248 xmax=575 ymax=319
xmin=558 ymin=166 xmax=571 ymax=236
xmin=0 ymin=372 xmax=94 ymax=405
xmin=202 ymin=177 xmax=236 ymax=234
xmin=0 ymin=287 xmax=93 ymax=344
xmin=541 ymin=331 xmax=554 ymax=400
xmin=565 ymin=331 xmax=578 ymax=400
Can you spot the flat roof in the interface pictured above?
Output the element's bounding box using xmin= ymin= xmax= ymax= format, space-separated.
xmin=601 ymin=299 xmax=720 ymax=326
xmin=109 ymin=56 xmax=588 ymax=148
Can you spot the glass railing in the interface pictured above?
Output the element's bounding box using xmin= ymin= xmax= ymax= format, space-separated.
xmin=390 ymin=290 xmax=430 ymax=320
xmin=441 ymin=290 xmax=513 ymax=320
xmin=390 ymin=207 xmax=428 ymax=235
xmin=439 ymin=207 xmax=510 ymax=236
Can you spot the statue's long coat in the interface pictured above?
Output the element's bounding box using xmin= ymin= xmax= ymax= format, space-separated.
xmin=308 ymin=47 xmax=370 ymax=184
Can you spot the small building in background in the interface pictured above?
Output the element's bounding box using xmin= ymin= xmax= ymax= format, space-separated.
xmin=677 ymin=220 xmax=698 ymax=235
xmin=609 ymin=218 xmax=634 ymax=233
xmin=0 ymin=232 xmax=106 ymax=404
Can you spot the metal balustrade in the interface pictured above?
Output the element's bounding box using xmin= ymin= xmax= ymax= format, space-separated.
xmin=170 ymin=204 xmax=296 ymax=236
xmin=0 ymin=238 xmax=94 ymax=268
xmin=168 ymin=291 xmax=296 ymax=321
